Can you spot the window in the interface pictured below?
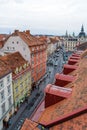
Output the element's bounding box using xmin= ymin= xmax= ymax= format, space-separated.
xmin=12 ymin=41 xmax=14 ymax=44
xmin=25 ymin=79 xmax=27 ymax=85
xmin=7 ymin=47 xmax=9 ymax=50
xmin=31 ymin=54 xmax=34 ymax=58
xmin=21 ymin=91 xmax=23 ymax=96
xmin=17 ymin=41 xmax=19 ymax=44
xmin=32 ymin=60 xmax=34 ymax=65
xmin=32 ymin=48 xmax=34 ymax=51
xmin=1 ymin=103 xmax=6 ymax=115
xmin=7 ymin=75 xmax=10 ymax=83
xmin=8 ymin=96 xmax=12 ymax=107
xmin=23 ymin=47 xmax=25 ymax=50
xmin=37 ymin=47 xmax=39 ymax=50
xmin=19 ymin=67 xmax=22 ymax=72
xmin=15 ymin=87 xmax=18 ymax=93
xmin=1 ymin=90 xmax=5 ymax=102
xmin=0 ymin=80 xmax=4 ymax=90
xmin=7 ymin=85 xmax=11 ymax=95
xmin=20 ymin=82 xmax=23 ymax=88
xmin=23 ymin=64 xmax=26 ymax=69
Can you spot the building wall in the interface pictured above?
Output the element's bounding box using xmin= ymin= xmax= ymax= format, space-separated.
xmin=0 ymin=73 xmax=14 ymax=130
xmin=31 ymin=47 xmax=47 ymax=83
xmin=12 ymin=67 xmax=31 ymax=108
xmin=2 ymin=35 xmax=47 ymax=84
xmin=2 ymin=36 xmax=31 ymax=63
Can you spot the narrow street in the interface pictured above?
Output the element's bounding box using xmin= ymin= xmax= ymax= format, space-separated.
xmin=6 ymin=49 xmax=64 ymax=130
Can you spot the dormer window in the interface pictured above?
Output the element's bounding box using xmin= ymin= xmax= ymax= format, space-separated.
xmin=19 ymin=66 xmax=22 ymax=72
xmin=15 ymin=67 xmax=18 ymax=74
xmin=23 ymin=63 xmax=26 ymax=69
xmin=32 ymin=48 xmax=34 ymax=51
xmin=27 ymin=62 xmax=29 ymax=67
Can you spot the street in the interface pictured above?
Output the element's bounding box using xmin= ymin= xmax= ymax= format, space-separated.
xmin=6 ymin=48 xmax=64 ymax=130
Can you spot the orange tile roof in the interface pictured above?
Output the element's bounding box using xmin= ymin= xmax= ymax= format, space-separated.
xmin=0 ymin=52 xmax=29 ymax=76
xmin=0 ymin=59 xmax=11 ymax=78
xmin=12 ymin=30 xmax=45 ymax=47
xmin=50 ymin=112 xmax=87 ymax=130
xmin=21 ymin=119 xmax=40 ymax=130
xmin=30 ymin=101 xmax=45 ymax=122
xmin=0 ymin=41 xmax=4 ymax=48
xmin=38 ymin=52 xmax=87 ymax=127
xmin=0 ymin=34 xmax=5 ymax=41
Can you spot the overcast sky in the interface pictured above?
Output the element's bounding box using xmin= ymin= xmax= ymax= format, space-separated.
xmin=0 ymin=0 xmax=87 ymax=35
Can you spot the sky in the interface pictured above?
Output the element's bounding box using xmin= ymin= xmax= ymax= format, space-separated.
xmin=0 ymin=0 xmax=87 ymax=35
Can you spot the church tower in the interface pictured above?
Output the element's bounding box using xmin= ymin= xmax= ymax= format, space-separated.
xmin=79 ymin=25 xmax=86 ymax=38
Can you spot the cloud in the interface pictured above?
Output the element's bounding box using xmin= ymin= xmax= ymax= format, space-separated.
xmin=0 ymin=0 xmax=87 ymax=34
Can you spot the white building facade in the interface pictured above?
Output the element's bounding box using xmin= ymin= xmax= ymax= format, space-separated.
xmin=1 ymin=35 xmax=31 ymax=63
xmin=0 ymin=72 xmax=14 ymax=130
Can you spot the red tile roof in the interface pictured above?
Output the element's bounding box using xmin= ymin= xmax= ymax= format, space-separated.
xmin=68 ymin=59 xmax=79 ymax=65
xmin=69 ymin=56 xmax=80 ymax=60
xmin=21 ymin=119 xmax=40 ymax=130
xmin=63 ymin=64 xmax=78 ymax=69
xmin=38 ymin=52 xmax=87 ymax=128
xmin=45 ymin=84 xmax=72 ymax=98
xmin=72 ymin=53 xmax=81 ymax=57
xmin=55 ymin=73 xmax=75 ymax=82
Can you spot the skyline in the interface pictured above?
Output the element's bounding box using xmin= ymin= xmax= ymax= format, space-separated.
xmin=0 ymin=0 xmax=87 ymax=35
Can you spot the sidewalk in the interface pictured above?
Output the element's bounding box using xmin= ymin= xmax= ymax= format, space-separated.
xmin=5 ymin=88 xmax=40 ymax=130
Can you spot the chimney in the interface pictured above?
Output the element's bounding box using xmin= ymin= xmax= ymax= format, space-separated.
xmin=26 ymin=30 xmax=30 ymax=35
xmin=14 ymin=30 xmax=19 ymax=34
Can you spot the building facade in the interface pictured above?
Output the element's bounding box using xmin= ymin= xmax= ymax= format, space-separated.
xmin=60 ymin=25 xmax=87 ymax=52
xmin=0 ymin=52 xmax=31 ymax=110
xmin=1 ymin=30 xmax=47 ymax=83
xmin=0 ymin=60 xmax=14 ymax=130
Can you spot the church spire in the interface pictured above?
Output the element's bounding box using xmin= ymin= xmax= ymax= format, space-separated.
xmin=81 ymin=24 xmax=84 ymax=32
xmin=65 ymin=30 xmax=68 ymax=37
xmin=79 ymin=24 xmax=86 ymax=38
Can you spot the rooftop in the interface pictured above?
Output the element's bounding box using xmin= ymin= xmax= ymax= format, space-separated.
xmin=21 ymin=119 xmax=40 ymax=130
xmin=45 ymin=84 xmax=72 ymax=98
xmin=55 ymin=73 xmax=75 ymax=82
xmin=12 ymin=30 xmax=46 ymax=48
xmin=0 ymin=59 xmax=11 ymax=78
xmin=38 ymin=52 xmax=87 ymax=127
xmin=63 ymin=64 xmax=78 ymax=69
xmin=0 ymin=52 xmax=30 ymax=77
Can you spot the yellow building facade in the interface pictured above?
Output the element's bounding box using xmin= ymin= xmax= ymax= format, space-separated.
xmin=13 ymin=66 xmax=31 ymax=108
